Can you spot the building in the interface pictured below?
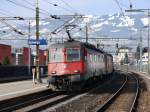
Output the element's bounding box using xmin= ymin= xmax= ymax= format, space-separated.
xmin=12 ymin=47 xmax=28 ymax=65
xmin=22 ymin=47 xmax=30 ymax=65
xmin=0 ymin=44 xmax=12 ymax=65
xmin=32 ymin=49 xmax=47 ymax=66
xmin=0 ymin=43 xmax=47 ymax=66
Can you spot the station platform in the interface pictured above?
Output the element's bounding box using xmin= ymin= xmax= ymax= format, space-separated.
xmin=0 ymin=78 xmax=48 ymax=101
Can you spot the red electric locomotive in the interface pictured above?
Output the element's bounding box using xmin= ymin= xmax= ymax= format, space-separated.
xmin=47 ymin=40 xmax=113 ymax=91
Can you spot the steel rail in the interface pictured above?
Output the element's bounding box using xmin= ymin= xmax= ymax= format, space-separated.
xmin=96 ymin=75 xmax=128 ymax=112
xmin=129 ymin=74 xmax=139 ymax=112
xmin=0 ymin=92 xmax=58 ymax=111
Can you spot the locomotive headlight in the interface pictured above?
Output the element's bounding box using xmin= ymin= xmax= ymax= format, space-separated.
xmin=74 ymin=70 xmax=80 ymax=73
xmin=51 ymin=71 xmax=56 ymax=74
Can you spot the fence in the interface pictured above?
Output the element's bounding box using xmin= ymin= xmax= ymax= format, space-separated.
xmin=114 ymin=64 xmax=149 ymax=73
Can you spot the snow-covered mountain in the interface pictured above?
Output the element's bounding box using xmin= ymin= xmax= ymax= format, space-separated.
xmin=82 ymin=13 xmax=148 ymax=38
xmin=0 ymin=13 xmax=149 ymax=48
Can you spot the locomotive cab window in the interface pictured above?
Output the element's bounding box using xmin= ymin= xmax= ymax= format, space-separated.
xmin=49 ymin=48 xmax=63 ymax=62
xmin=66 ymin=48 xmax=80 ymax=61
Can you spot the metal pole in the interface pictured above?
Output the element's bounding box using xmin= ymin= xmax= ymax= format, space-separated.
xmin=86 ymin=23 xmax=88 ymax=43
xmin=140 ymin=29 xmax=142 ymax=72
xmin=28 ymin=21 xmax=31 ymax=75
xmin=36 ymin=0 xmax=41 ymax=83
xmin=148 ymin=11 xmax=150 ymax=74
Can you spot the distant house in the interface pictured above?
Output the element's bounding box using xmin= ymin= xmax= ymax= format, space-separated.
xmin=12 ymin=47 xmax=46 ymax=66
xmin=12 ymin=47 xmax=30 ymax=65
xmin=115 ymin=46 xmax=134 ymax=65
xmin=142 ymin=52 xmax=148 ymax=65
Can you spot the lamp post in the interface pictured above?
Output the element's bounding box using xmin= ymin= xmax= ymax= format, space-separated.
xmin=35 ymin=0 xmax=41 ymax=83
xmin=148 ymin=11 xmax=150 ymax=74
xmin=137 ymin=27 xmax=147 ymax=72
xmin=28 ymin=21 xmax=31 ymax=75
xmin=85 ymin=23 xmax=88 ymax=43
xmin=139 ymin=29 xmax=142 ymax=72
xmin=125 ymin=9 xmax=150 ymax=74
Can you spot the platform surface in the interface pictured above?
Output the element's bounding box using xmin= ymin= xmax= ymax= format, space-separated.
xmin=0 ymin=78 xmax=48 ymax=101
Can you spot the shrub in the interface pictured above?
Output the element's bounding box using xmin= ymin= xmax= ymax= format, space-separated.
xmin=3 ymin=57 xmax=10 ymax=65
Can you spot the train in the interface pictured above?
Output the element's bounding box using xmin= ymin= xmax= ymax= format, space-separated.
xmin=47 ymin=40 xmax=113 ymax=91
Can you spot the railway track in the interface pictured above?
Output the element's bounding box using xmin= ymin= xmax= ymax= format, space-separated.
xmin=97 ymin=72 xmax=139 ymax=112
xmin=0 ymin=89 xmax=86 ymax=112
xmin=14 ymin=92 xmax=79 ymax=112
xmin=0 ymin=78 xmax=106 ymax=111
xmin=44 ymin=71 xmax=126 ymax=112
xmin=43 ymin=71 xmax=139 ymax=112
xmin=0 ymin=72 xmax=115 ymax=112
xmin=0 ymin=71 xmax=138 ymax=112
xmin=0 ymin=84 xmax=105 ymax=112
xmin=0 ymin=90 xmax=59 ymax=112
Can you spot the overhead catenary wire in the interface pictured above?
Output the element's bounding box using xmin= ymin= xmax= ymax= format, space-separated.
xmin=119 ymin=2 xmax=129 ymax=9
xmin=0 ymin=12 xmax=27 ymax=35
xmin=51 ymin=15 xmax=82 ymax=34
xmin=20 ymin=0 xmax=50 ymax=15
xmin=113 ymin=0 xmax=132 ymax=38
xmin=0 ymin=20 xmax=24 ymax=35
xmin=44 ymin=0 xmax=74 ymax=14
xmin=6 ymin=0 xmax=49 ymax=16
xmin=0 ymin=32 xmax=28 ymax=48
xmin=128 ymin=0 xmax=133 ymax=9
xmin=44 ymin=0 xmax=83 ymax=23
xmin=59 ymin=0 xmax=77 ymax=13
xmin=6 ymin=0 xmax=35 ymax=12
xmin=0 ymin=11 xmax=12 ymax=17
xmin=7 ymin=0 xmax=71 ymax=23
xmin=5 ymin=0 xmax=66 ymax=27
xmin=0 ymin=8 xmax=17 ymax=16
xmin=43 ymin=0 xmax=79 ymax=23
xmin=113 ymin=0 xmax=125 ymax=15
xmin=128 ymin=0 xmax=132 ymax=5
xmin=113 ymin=0 xmax=132 ymax=23
xmin=21 ymin=0 xmax=35 ymax=7
xmin=0 ymin=8 xmax=28 ymax=31
xmin=6 ymin=0 xmax=80 ymax=23
xmin=1 ymin=0 xmax=82 ymax=40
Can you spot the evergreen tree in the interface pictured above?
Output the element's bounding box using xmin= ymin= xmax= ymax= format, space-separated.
xmin=3 ymin=57 xmax=10 ymax=65
xmin=136 ymin=45 xmax=140 ymax=60
xmin=124 ymin=53 xmax=129 ymax=64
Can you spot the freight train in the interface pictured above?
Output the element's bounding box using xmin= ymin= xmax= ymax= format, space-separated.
xmin=47 ymin=40 xmax=113 ymax=91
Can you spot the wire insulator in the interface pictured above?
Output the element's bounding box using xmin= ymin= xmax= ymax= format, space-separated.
xmin=130 ymin=4 xmax=132 ymax=9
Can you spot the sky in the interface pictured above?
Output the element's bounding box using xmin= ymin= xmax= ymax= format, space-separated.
xmin=0 ymin=0 xmax=149 ymax=49
xmin=0 ymin=0 xmax=150 ymax=17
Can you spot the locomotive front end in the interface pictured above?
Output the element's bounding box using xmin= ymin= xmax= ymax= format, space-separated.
xmin=47 ymin=44 xmax=84 ymax=91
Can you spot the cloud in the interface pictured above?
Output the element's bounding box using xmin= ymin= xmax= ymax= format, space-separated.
xmin=40 ymin=28 xmax=49 ymax=34
xmin=108 ymin=16 xmax=114 ymax=20
xmin=111 ymin=30 xmax=120 ymax=32
xmin=2 ymin=27 xmax=10 ymax=30
xmin=91 ymin=21 xmax=109 ymax=28
xmin=141 ymin=18 xmax=148 ymax=26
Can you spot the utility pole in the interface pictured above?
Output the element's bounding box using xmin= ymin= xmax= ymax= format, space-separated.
xmin=28 ymin=21 xmax=31 ymax=75
xmin=85 ymin=23 xmax=88 ymax=43
xmin=139 ymin=29 xmax=142 ymax=72
xmin=36 ymin=0 xmax=41 ymax=83
xmin=148 ymin=11 xmax=150 ymax=74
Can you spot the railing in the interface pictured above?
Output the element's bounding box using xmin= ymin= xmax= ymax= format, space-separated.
xmin=114 ymin=64 xmax=148 ymax=73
